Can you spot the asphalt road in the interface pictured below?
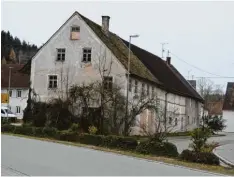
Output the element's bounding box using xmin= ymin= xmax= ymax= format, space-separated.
xmin=214 ymin=143 xmax=234 ymax=166
xmin=1 ymin=135 xmax=217 ymax=176
xmin=168 ymin=132 xmax=234 ymax=153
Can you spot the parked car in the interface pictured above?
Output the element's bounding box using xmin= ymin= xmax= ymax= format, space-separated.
xmin=1 ymin=106 xmax=17 ymax=122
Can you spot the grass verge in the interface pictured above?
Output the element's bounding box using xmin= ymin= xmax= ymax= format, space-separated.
xmin=2 ymin=132 xmax=234 ymax=175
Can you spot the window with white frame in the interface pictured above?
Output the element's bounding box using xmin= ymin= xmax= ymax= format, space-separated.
xmin=82 ymin=48 xmax=92 ymax=62
xmin=169 ymin=117 xmax=172 ymax=125
xmin=48 ymin=75 xmax=58 ymax=89
xmin=9 ymin=90 xmax=12 ymax=97
xmin=57 ymin=48 xmax=66 ymax=61
xmin=152 ymin=87 xmax=155 ymax=97
xmin=129 ymin=79 xmax=132 ymax=92
xmin=134 ymin=80 xmax=138 ymax=94
xmin=147 ymin=84 xmax=150 ymax=96
xmin=71 ymin=26 xmax=80 ymax=40
xmin=175 ymin=118 xmax=178 ymax=126
xmin=142 ymin=83 xmax=145 ymax=95
xmin=17 ymin=90 xmax=22 ymax=97
xmin=16 ymin=106 xmax=21 ymax=113
xmin=103 ymin=76 xmax=113 ymax=90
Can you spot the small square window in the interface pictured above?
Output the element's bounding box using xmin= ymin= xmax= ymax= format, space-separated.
xmin=147 ymin=84 xmax=149 ymax=96
xmin=71 ymin=26 xmax=80 ymax=40
xmin=17 ymin=90 xmax=22 ymax=98
xmin=16 ymin=106 xmax=21 ymax=113
xmin=57 ymin=48 xmax=66 ymax=61
xmin=103 ymin=76 xmax=113 ymax=90
xmin=169 ymin=117 xmax=172 ymax=125
xmin=9 ymin=90 xmax=12 ymax=97
xmin=134 ymin=80 xmax=138 ymax=94
xmin=142 ymin=83 xmax=145 ymax=95
xmin=152 ymin=87 xmax=155 ymax=97
xmin=175 ymin=118 xmax=178 ymax=126
xmin=48 ymin=75 xmax=58 ymax=89
xmin=71 ymin=26 xmax=80 ymax=32
xmin=129 ymin=79 xmax=132 ymax=92
xmin=82 ymin=48 xmax=92 ymax=62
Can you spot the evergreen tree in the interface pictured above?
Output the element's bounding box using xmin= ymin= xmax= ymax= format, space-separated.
xmin=9 ymin=48 xmax=16 ymax=63
xmin=1 ymin=30 xmax=38 ymax=64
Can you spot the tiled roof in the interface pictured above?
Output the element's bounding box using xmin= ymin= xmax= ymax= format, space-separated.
xmin=121 ymin=39 xmax=204 ymax=102
xmin=78 ymin=13 xmax=161 ymax=85
xmin=21 ymin=11 xmax=204 ymax=102
xmin=223 ymin=82 xmax=234 ymax=111
xmin=1 ymin=64 xmax=30 ymax=88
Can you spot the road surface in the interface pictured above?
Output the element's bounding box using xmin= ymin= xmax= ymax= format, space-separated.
xmin=168 ymin=132 xmax=234 ymax=153
xmin=1 ymin=135 xmax=217 ymax=176
xmin=213 ymin=143 xmax=234 ymax=167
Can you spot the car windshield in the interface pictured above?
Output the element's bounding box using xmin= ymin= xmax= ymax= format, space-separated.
xmin=4 ymin=109 xmax=13 ymax=114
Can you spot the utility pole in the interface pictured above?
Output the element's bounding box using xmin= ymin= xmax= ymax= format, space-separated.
xmin=188 ymin=70 xmax=192 ymax=80
xmin=125 ymin=34 xmax=139 ymax=135
xmin=161 ymin=43 xmax=168 ymax=59
xmin=7 ymin=66 xmax=13 ymax=120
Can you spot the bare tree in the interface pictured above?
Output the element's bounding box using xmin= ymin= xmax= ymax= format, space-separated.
xmin=197 ymin=78 xmax=224 ymax=115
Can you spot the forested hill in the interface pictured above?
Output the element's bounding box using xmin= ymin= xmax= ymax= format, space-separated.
xmin=1 ymin=30 xmax=38 ymax=64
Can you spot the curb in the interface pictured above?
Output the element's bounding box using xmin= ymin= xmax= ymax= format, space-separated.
xmin=213 ymin=146 xmax=234 ymax=168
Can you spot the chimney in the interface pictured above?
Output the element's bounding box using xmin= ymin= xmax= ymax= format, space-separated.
xmin=102 ymin=16 xmax=110 ymax=35
xmin=166 ymin=57 xmax=171 ymax=65
xmin=187 ymin=80 xmax=197 ymax=90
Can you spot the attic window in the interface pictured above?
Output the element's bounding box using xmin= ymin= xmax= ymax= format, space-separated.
xmin=71 ymin=26 xmax=80 ymax=40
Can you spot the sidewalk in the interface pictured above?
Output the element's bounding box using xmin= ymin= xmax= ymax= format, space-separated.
xmin=213 ymin=143 xmax=234 ymax=167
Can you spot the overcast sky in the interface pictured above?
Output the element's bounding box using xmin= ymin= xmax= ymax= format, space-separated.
xmin=2 ymin=1 xmax=234 ymax=90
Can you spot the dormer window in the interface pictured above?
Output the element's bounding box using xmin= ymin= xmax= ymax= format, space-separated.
xmin=71 ymin=26 xmax=80 ymax=40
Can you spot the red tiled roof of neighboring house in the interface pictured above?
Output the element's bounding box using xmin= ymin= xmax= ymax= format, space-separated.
xmin=223 ymin=82 xmax=234 ymax=111
xmin=1 ymin=64 xmax=30 ymax=88
xmin=207 ymin=101 xmax=223 ymax=115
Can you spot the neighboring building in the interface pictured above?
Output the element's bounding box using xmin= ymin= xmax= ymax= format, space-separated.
xmin=206 ymin=100 xmax=223 ymax=116
xmin=223 ymin=82 xmax=234 ymax=132
xmin=30 ymin=11 xmax=204 ymax=134
xmin=1 ymin=64 xmax=29 ymax=119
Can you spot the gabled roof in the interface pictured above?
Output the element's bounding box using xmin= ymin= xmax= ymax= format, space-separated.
xmin=1 ymin=64 xmax=30 ymax=88
xmin=21 ymin=11 xmax=203 ymax=102
xmin=121 ymin=39 xmax=204 ymax=102
xmin=21 ymin=12 xmax=160 ymax=85
xmin=223 ymin=82 xmax=234 ymax=111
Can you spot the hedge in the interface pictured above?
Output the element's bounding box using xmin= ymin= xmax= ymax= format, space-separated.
xmin=2 ymin=124 xmax=179 ymax=158
xmin=136 ymin=139 xmax=179 ymax=157
xmin=180 ymin=149 xmax=220 ymax=165
xmin=1 ymin=124 xmax=138 ymax=151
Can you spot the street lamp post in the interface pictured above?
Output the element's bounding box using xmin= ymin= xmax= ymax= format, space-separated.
xmin=125 ymin=34 xmax=139 ymax=135
xmin=7 ymin=66 xmax=13 ymax=121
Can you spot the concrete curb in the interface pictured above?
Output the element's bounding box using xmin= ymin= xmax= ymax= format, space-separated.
xmin=213 ymin=146 xmax=234 ymax=168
